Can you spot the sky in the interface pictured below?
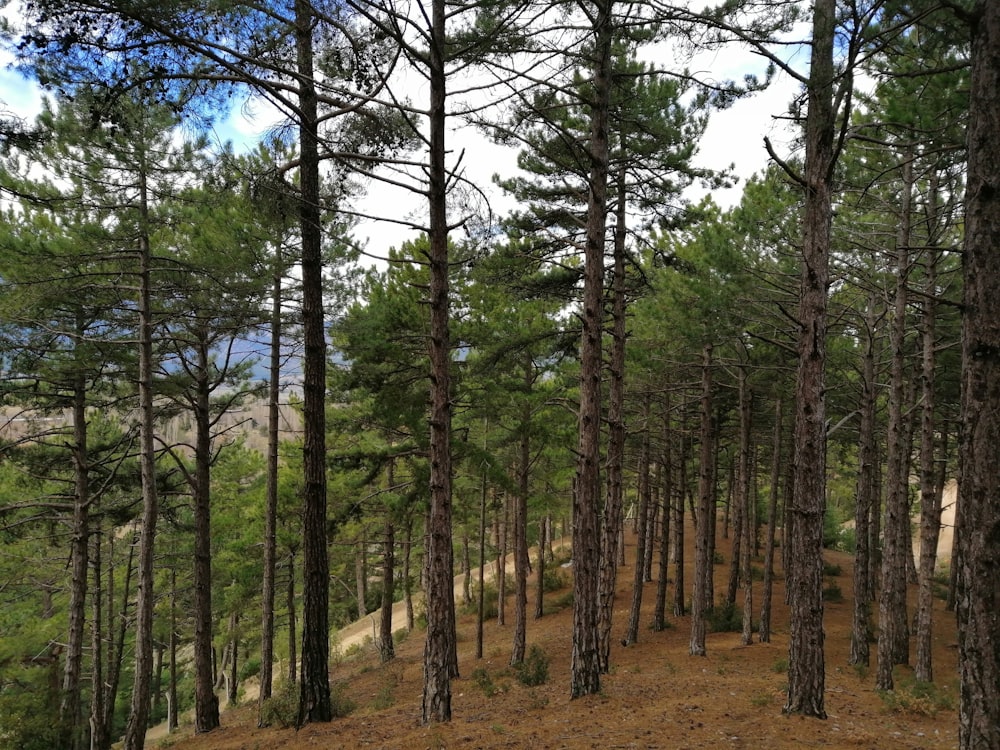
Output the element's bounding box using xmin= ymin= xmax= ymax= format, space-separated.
xmin=0 ymin=20 xmax=806 ymax=261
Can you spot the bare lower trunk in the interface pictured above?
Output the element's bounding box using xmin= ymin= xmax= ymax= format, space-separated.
xmin=957 ymin=7 xmax=1000 ymax=746
xmin=570 ymin=0 xmax=613 ymax=700
xmin=759 ymin=397 xmax=781 ymax=644
xmin=850 ymin=295 xmax=878 ymax=666
xmin=597 ymin=198 xmax=627 ymax=671
xmin=625 ymin=402 xmax=652 ymax=646
xmin=690 ymin=344 xmax=713 ymax=657
xmin=123 ymin=166 xmax=159 ymax=750
xmin=421 ymin=0 xmax=457 ymax=720
xmin=258 ymin=266 xmax=282 ymax=717
xmin=877 ymin=151 xmax=915 ymax=692
xmin=296 ymin=0 xmax=332 ymax=724
xmin=673 ymin=433 xmax=687 ymax=617
xmin=914 ymin=192 xmax=942 ymax=684
xmin=784 ymin=0 xmax=835 ymax=719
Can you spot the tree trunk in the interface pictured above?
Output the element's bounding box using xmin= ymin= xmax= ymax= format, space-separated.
xmin=89 ymin=523 xmax=105 ymax=750
xmin=60 ymin=370 xmax=89 ymax=750
xmin=957 ymin=5 xmax=1000 ymax=746
xmin=462 ymin=534 xmax=472 ymax=606
xmin=477 ymin=458 xmax=488 ymax=659
xmin=403 ymin=515 xmax=415 ymax=632
xmin=378 ymin=518 xmax=397 ymax=663
xmin=690 ymin=344 xmax=713 ymax=657
xmin=877 ymin=149 xmax=915 ymax=692
xmin=286 ymin=552 xmax=297 ymax=685
xmin=570 ymin=0 xmax=613 ymax=701
xmin=760 ymin=397 xmax=781 ymax=644
xmin=104 ymin=532 xmax=135 ymax=746
xmin=512 ymin=396 xmax=531 ymax=666
xmin=738 ymin=370 xmax=754 ymax=647
xmin=784 ymin=0 xmax=835 ymax=719
xmin=122 ymin=161 xmax=160 ymax=750
xmin=194 ymin=342 xmax=221 ymax=733
xmin=673 ymin=431 xmax=687 ymax=617
xmin=229 ymin=615 xmax=240 ymax=706
xmin=653 ymin=398 xmax=672 ymax=632
xmin=625 ymin=397 xmax=652 ymax=645
xmin=913 ymin=181 xmax=942 ymax=684
xmin=356 ymin=536 xmax=369 ymax=619
xmin=421 ymin=0 xmax=457 ymax=722
xmin=295 ymin=0 xmax=332 ymax=725
xmin=497 ymin=491 xmax=508 ymax=626
xmin=597 ymin=181 xmax=627 ymax=672
xmin=535 ymin=517 xmax=546 ymax=620
xmin=258 ymin=263 xmax=281 ymax=720
xmin=850 ymin=294 xmax=879 ymax=666
xmin=167 ymin=568 xmax=178 ymax=733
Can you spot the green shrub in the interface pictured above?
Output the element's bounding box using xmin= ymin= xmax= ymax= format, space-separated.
xmin=822 ymin=583 xmax=844 ymax=603
xmin=330 ymin=681 xmax=358 ymax=718
xmin=513 ymin=644 xmax=550 ymax=687
xmin=705 ymin=601 xmax=742 ymax=633
xmin=472 ymin=667 xmax=501 ymax=697
xmin=879 ymin=671 xmax=956 ymax=716
xmin=462 ymin=582 xmax=499 ymax=620
xmin=259 ymin=680 xmax=299 ymax=728
xmin=542 ymin=566 xmax=568 ymax=592
xmin=823 ymin=561 xmax=842 ymax=577
xmin=239 ymin=657 xmax=262 ymax=681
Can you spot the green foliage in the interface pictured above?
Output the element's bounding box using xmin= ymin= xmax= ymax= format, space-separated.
xmin=239 ymin=657 xmax=262 ymax=681
xmin=258 ymin=680 xmax=298 ymax=729
xmin=541 ymin=566 xmax=567 ymax=593
xmin=822 ymin=583 xmax=844 ymax=603
xmin=878 ymin=671 xmax=956 ymax=716
xmin=471 ymin=667 xmax=505 ymax=698
xmin=329 ymin=682 xmax=358 ymax=718
xmin=0 ymin=669 xmax=65 ymax=750
xmin=705 ymin=602 xmax=742 ymax=633
xmin=513 ymin=644 xmax=550 ymax=687
xmin=822 ymin=561 xmax=843 ymax=577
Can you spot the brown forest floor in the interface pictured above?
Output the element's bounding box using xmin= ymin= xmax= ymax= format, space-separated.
xmin=150 ymin=520 xmax=960 ymax=750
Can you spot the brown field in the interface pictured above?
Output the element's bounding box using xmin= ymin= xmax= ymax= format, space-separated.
xmin=149 ymin=521 xmax=959 ymax=750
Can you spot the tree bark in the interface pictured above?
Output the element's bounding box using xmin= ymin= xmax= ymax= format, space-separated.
xmin=122 ymin=159 xmax=160 ymax=750
xmin=877 ymin=149 xmax=915 ymax=692
xmin=570 ymin=0 xmax=614 ymax=700
xmin=379 ymin=508 xmax=396 ymax=662
xmin=759 ymin=397 xmax=781 ymax=644
xmin=653 ymin=398 xmax=672 ymax=632
xmin=625 ymin=397 xmax=652 ymax=645
xmin=258 ymin=264 xmax=281 ymax=720
xmin=914 ymin=182 xmax=942 ymax=684
xmin=295 ymin=0 xmax=332 ymax=725
xmin=850 ymin=294 xmax=879 ymax=666
xmin=597 ymin=180 xmax=627 ymax=672
xmin=673 ymin=432 xmax=687 ymax=617
xmin=89 ymin=523 xmax=105 ymax=749
xmin=286 ymin=551 xmax=297 ymax=685
xmin=784 ymin=0 xmax=835 ymax=719
xmin=193 ymin=341 xmax=221 ymax=733
xmin=421 ymin=0 xmax=457 ymax=722
xmin=60 ymin=368 xmax=89 ymax=750
xmin=957 ymin=5 xmax=1000 ymax=747
xmin=690 ymin=344 xmax=713 ymax=657
xmin=737 ymin=370 xmax=754 ymax=647
xmin=511 ymin=394 xmax=531 ymax=666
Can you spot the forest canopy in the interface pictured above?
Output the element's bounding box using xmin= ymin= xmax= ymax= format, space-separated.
xmin=0 ymin=2 xmax=997 ymax=750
